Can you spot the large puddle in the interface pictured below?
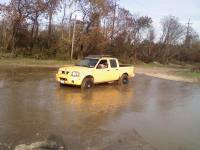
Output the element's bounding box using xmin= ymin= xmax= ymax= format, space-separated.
xmin=0 ymin=66 xmax=200 ymax=150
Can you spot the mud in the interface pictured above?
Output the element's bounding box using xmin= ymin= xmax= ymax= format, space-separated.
xmin=0 ymin=66 xmax=200 ymax=150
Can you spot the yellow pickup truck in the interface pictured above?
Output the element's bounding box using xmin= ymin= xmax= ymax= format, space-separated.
xmin=56 ymin=55 xmax=135 ymax=89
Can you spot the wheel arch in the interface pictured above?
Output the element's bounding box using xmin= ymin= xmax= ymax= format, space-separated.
xmin=122 ymin=72 xmax=129 ymax=77
xmin=81 ymin=75 xmax=94 ymax=89
xmin=118 ymin=72 xmax=128 ymax=80
xmin=82 ymin=75 xmax=94 ymax=82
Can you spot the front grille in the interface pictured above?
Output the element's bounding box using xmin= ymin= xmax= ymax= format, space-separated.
xmin=61 ymin=71 xmax=69 ymax=74
xmin=60 ymin=78 xmax=67 ymax=81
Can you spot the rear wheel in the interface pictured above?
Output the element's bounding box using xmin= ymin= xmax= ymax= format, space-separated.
xmin=118 ymin=74 xmax=129 ymax=85
xmin=81 ymin=78 xmax=94 ymax=89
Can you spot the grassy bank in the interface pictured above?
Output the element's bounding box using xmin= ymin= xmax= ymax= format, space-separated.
xmin=0 ymin=57 xmax=199 ymax=83
xmin=0 ymin=58 xmax=73 ymax=68
xmin=136 ymin=62 xmax=200 ymax=83
xmin=173 ymin=70 xmax=200 ymax=80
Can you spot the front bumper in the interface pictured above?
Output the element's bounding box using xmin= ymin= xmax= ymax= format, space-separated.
xmin=56 ymin=74 xmax=82 ymax=86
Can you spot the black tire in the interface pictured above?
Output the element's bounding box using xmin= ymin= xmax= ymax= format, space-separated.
xmin=59 ymin=83 xmax=65 ymax=87
xmin=118 ymin=74 xmax=129 ymax=85
xmin=81 ymin=78 xmax=94 ymax=89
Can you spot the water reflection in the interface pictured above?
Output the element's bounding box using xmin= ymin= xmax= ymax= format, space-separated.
xmin=56 ymin=85 xmax=133 ymax=112
xmin=0 ymin=67 xmax=200 ymax=150
xmin=54 ymin=85 xmax=134 ymax=131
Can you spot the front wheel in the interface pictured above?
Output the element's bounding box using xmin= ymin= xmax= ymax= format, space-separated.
xmin=118 ymin=74 xmax=129 ymax=85
xmin=81 ymin=78 xmax=94 ymax=89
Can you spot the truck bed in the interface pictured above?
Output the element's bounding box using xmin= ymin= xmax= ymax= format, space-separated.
xmin=118 ymin=64 xmax=135 ymax=78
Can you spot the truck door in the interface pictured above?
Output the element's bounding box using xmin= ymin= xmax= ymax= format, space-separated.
xmin=108 ymin=59 xmax=120 ymax=81
xmin=94 ymin=59 xmax=111 ymax=83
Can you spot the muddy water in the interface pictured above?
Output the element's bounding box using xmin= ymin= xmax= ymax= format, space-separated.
xmin=0 ymin=66 xmax=200 ymax=150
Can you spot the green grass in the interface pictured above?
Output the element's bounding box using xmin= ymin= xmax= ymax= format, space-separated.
xmin=139 ymin=63 xmax=167 ymax=68
xmin=136 ymin=62 xmax=174 ymax=68
xmin=175 ymin=70 xmax=200 ymax=79
xmin=137 ymin=61 xmax=199 ymax=70
xmin=0 ymin=58 xmax=75 ymax=67
xmin=137 ymin=62 xmax=200 ymax=82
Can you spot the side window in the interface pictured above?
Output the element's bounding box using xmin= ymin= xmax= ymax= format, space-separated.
xmin=110 ymin=59 xmax=117 ymax=68
xmin=97 ymin=60 xmax=108 ymax=69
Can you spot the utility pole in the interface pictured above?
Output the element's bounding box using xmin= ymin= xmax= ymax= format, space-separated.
xmin=71 ymin=15 xmax=77 ymax=61
xmin=185 ymin=18 xmax=192 ymax=47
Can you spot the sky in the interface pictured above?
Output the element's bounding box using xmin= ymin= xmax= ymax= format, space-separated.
xmin=119 ymin=0 xmax=200 ymax=35
xmin=1 ymin=0 xmax=200 ymax=35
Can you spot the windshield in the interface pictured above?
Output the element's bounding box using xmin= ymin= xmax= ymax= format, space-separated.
xmin=76 ymin=58 xmax=99 ymax=68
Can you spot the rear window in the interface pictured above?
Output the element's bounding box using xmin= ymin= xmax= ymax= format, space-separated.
xmin=110 ymin=59 xmax=117 ymax=68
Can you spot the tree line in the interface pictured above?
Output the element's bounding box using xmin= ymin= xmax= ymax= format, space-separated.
xmin=0 ymin=0 xmax=199 ymax=63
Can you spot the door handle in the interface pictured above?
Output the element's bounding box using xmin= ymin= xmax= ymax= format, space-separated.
xmin=116 ymin=69 xmax=119 ymax=70
xmin=107 ymin=70 xmax=110 ymax=71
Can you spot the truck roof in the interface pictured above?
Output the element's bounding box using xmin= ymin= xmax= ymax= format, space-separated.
xmin=86 ymin=55 xmax=116 ymax=59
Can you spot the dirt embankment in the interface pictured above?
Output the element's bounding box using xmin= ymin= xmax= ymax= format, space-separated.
xmin=136 ymin=67 xmax=199 ymax=83
xmin=0 ymin=58 xmax=199 ymax=83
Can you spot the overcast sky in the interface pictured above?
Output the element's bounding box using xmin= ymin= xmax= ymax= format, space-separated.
xmin=1 ymin=0 xmax=200 ymax=34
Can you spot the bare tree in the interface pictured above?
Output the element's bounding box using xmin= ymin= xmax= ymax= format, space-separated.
xmin=159 ymin=16 xmax=185 ymax=63
xmin=29 ymin=0 xmax=46 ymax=45
xmin=139 ymin=27 xmax=160 ymax=63
xmin=78 ymin=0 xmax=112 ymax=33
xmin=60 ymin=0 xmax=74 ymax=40
xmin=160 ymin=16 xmax=184 ymax=45
xmin=3 ymin=0 xmax=33 ymax=52
xmin=0 ymin=0 xmax=199 ymax=63
xmin=45 ymin=0 xmax=61 ymax=47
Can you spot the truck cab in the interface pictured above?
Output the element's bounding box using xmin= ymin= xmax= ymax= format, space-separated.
xmin=56 ymin=55 xmax=135 ymax=89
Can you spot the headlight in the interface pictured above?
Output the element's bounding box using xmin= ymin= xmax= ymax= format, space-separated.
xmin=58 ymin=69 xmax=62 ymax=74
xmin=71 ymin=71 xmax=80 ymax=77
